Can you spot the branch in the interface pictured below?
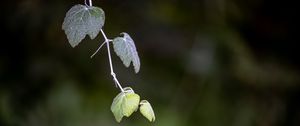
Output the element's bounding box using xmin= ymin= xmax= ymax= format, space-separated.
xmin=90 ymin=40 xmax=112 ymax=58
xmin=85 ymin=0 xmax=92 ymax=6
xmin=100 ymin=29 xmax=124 ymax=92
xmin=89 ymin=0 xmax=92 ymax=6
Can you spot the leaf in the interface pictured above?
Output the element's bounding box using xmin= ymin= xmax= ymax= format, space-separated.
xmin=62 ymin=4 xmax=105 ymax=47
xmin=111 ymin=92 xmax=125 ymax=122
xmin=122 ymin=92 xmax=140 ymax=117
xmin=140 ymin=100 xmax=155 ymax=122
xmin=112 ymin=33 xmax=140 ymax=73
xmin=110 ymin=87 xmax=140 ymax=122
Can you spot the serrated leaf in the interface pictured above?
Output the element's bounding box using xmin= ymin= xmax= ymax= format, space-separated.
xmin=62 ymin=4 xmax=105 ymax=47
xmin=110 ymin=87 xmax=140 ymax=122
xmin=140 ymin=100 xmax=155 ymax=122
xmin=122 ymin=92 xmax=140 ymax=117
xmin=111 ymin=92 xmax=125 ymax=122
xmin=112 ymin=33 xmax=140 ymax=73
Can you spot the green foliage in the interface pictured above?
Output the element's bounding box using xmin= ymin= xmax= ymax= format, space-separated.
xmin=62 ymin=2 xmax=154 ymax=123
xmin=110 ymin=87 xmax=155 ymax=123
xmin=111 ymin=91 xmax=126 ymax=122
xmin=62 ymin=4 xmax=105 ymax=47
xmin=140 ymin=100 xmax=155 ymax=122
xmin=122 ymin=87 xmax=140 ymax=117
xmin=113 ymin=33 xmax=141 ymax=73
xmin=111 ymin=87 xmax=140 ymax=122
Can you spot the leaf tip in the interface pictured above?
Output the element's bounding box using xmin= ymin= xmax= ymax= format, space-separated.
xmin=134 ymin=65 xmax=140 ymax=73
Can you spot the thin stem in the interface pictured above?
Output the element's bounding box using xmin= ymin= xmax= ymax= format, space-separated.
xmin=100 ymin=29 xmax=124 ymax=92
xmin=85 ymin=0 xmax=92 ymax=6
xmin=89 ymin=0 xmax=92 ymax=6
xmin=100 ymin=29 xmax=108 ymax=40
xmin=90 ymin=41 xmax=108 ymax=58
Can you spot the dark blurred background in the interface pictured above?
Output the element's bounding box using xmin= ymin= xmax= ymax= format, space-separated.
xmin=1 ymin=0 xmax=300 ymax=126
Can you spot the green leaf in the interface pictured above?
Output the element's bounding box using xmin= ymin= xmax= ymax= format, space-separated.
xmin=122 ymin=92 xmax=140 ymax=117
xmin=62 ymin=4 xmax=105 ymax=47
xmin=111 ymin=92 xmax=125 ymax=122
xmin=112 ymin=33 xmax=140 ymax=73
xmin=140 ymin=100 xmax=155 ymax=122
xmin=110 ymin=87 xmax=140 ymax=122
